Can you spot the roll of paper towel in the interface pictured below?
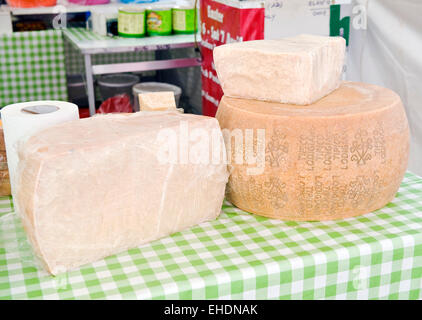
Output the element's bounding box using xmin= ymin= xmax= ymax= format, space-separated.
xmin=1 ymin=101 xmax=79 ymax=200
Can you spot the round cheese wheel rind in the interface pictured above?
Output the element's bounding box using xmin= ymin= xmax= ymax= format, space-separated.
xmin=216 ymin=81 xmax=410 ymax=221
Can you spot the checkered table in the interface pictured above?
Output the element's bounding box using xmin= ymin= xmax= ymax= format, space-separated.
xmin=0 ymin=30 xmax=68 ymax=108
xmin=1 ymin=172 xmax=421 ymax=300
xmin=62 ymin=28 xmax=156 ymax=76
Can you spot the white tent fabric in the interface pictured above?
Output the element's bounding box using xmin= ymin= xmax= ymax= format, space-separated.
xmin=346 ymin=0 xmax=422 ymax=176
xmin=264 ymin=0 xmax=422 ymax=175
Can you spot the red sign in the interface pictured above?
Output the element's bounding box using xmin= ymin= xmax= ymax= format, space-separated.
xmin=200 ymin=0 xmax=265 ymax=117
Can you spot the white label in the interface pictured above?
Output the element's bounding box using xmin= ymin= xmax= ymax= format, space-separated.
xmin=173 ymin=11 xmax=186 ymax=31
xmin=118 ymin=12 xmax=144 ymax=35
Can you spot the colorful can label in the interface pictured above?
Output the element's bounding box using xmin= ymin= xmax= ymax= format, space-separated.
xmin=118 ymin=8 xmax=145 ymax=38
xmin=172 ymin=8 xmax=197 ymax=34
xmin=146 ymin=8 xmax=172 ymax=36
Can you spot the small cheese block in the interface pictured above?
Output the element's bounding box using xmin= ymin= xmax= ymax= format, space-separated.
xmin=0 ymin=127 xmax=11 ymax=196
xmin=0 ymin=170 xmax=11 ymax=196
xmin=0 ymin=127 xmax=5 ymax=151
xmin=0 ymin=128 xmax=7 ymax=166
xmin=213 ymin=34 xmax=346 ymax=105
xmin=139 ymin=91 xmax=177 ymax=111
xmin=16 ymin=112 xmax=229 ymax=274
xmin=216 ymin=82 xmax=410 ymax=221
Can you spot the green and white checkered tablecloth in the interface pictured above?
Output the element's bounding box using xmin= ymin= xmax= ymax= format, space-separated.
xmin=0 ymin=172 xmax=421 ymax=300
xmin=63 ymin=28 xmax=156 ymax=76
xmin=0 ymin=30 xmax=68 ymax=108
xmin=0 ymin=28 xmax=157 ymax=108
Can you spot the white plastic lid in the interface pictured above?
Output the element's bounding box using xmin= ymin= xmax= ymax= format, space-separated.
xmin=132 ymin=82 xmax=182 ymax=96
xmin=119 ymin=6 xmax=146 ymax=13
xmin=98 ymin=74 xmax=140 ymax=88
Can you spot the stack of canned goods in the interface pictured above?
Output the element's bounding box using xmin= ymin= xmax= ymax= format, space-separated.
xmin=117 ymin=3 xmax=197 ymax=38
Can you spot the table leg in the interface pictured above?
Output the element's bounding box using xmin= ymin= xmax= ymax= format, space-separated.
xmin=84 ymin=54 xmax=96 ymax=117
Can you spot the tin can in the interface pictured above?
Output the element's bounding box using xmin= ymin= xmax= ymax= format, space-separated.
xmin=146 ymin=7 xmax=172 ymax=36
xmin=172 ymin=5 xmax=197 ymax=34
xmin=118 ymin=7 xmax=146 ymax=38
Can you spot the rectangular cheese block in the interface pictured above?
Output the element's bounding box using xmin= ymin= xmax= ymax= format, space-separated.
xmin=0 ymin=170 xmax=10 ymax=196
xmin=16 ymin=112 xmax=229 ymax=275
xmin=216 ymin=82 xmax=409 ymax=221
xmin=0 ymin=127 xmax=11 ymax=196
xmin=213 ymin=34 xmax=346 ymax=105
xmin=139 ymin=91 xmax=177 ymax=111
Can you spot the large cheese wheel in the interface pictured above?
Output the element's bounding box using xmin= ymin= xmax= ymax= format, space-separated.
xmin=216 ymin=82 xmax=410 ymax=221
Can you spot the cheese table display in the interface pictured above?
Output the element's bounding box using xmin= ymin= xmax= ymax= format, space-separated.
xmin=14 ymin=112 xmax=229 ymax=275
xmin=216 ymin=82 xmax=410 ymax=221
xmin=213 ymin=34 xmax=346 ymax=105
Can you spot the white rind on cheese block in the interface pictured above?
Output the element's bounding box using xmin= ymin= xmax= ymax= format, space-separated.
xmin=139 ymin=91 xmax=177 ymax=111
xmin=216 ymin=82 xmax=410 ymax=221
xmin=213 ymin=34 xmax=346 ymax=105
xmin=15 ymin=112 xmax=229 ymax=275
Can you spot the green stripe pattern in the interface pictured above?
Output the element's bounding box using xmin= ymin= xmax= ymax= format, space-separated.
xmin=0 ymin=30 xmax=68 ymax=108
xmin=0 ymin=171 xmax=421 ymax=299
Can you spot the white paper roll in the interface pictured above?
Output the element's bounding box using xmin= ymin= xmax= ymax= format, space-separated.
xmin=1 ymin=101 xmax=79 ymax=200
